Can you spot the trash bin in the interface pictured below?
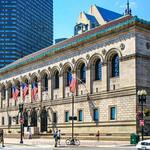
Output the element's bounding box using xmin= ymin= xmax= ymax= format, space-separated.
xmin=130 ymin=133 xmax=140 ymax=144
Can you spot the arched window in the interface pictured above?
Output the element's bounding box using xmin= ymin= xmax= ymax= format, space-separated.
xmin=55 ymin=71 xmax=59 ymax=89
xmin=43 ymin=74 xmax=48 ymax=91
xmin=80 ymin=63 xmax=86 ymax=83
xmin=66 ymin=67 xmax=71 ymax=86
xmin=95 ymin=59 xmax=102 ymax=80
xmin=112 ymin=54 xmax=119 ymax=77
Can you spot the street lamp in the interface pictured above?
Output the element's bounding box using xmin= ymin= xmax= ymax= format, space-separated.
xmin=137 ymin=89 xmax=147 ymax=141
xmin=19 ymin=103 xmax=24 ymax=144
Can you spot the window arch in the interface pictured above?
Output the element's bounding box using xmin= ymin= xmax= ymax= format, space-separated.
xmin=43 ymin=74 xmax=48 ymax=91
xmin=54 ymin=71 xmax=59 ymax=89
xmin=95 ymin=59 xmax=102 ymax=80
xmin=66 ymin=67 xmax=71 ymax=86
xmin=80 ymin=63 xmax=86 ymax=83
xmin=112 ymin=54 xmax=119 ymax=77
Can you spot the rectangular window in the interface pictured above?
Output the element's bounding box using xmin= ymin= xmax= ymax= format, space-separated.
xmin=53 ymin=112 xmax=57 ymax=124
xmin=78 ymin=110 xmax=83 ymax=122
xmin=2 ymin=117 xmax=4 ymax=125
xmin=65 ymin=111 xmax=69 ymax=122
xmin=110 ymin=107 xmax=116 ymax=120
xmin=93 ymin=108 xmax=99 ymax=122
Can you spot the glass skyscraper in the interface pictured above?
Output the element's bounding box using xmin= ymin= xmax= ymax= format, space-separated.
xmin=0 ymin=0 xmax=53 ymax=68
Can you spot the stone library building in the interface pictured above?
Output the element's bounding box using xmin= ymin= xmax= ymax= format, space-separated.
xmin=0 ymin=5 xmax=150 ymax=140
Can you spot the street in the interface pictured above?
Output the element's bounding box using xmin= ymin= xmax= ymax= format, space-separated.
xmin=0 ymin=144 xmax=136 ymax=150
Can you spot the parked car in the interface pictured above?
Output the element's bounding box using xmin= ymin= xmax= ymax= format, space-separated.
xmin=136 ymin=139 xmax=150 ymax=150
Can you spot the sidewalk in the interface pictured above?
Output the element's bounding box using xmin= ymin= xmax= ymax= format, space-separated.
xmin=4 ymin=138 xmax=133 ymax=148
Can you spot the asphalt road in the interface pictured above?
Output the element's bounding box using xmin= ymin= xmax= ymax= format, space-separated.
xmin=0 ymin=144 xmax=137 ymax=150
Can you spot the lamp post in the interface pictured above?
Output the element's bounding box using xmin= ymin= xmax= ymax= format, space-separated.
xmin=137 ymin=89 xmax=147 ymax=141
xmin=19 ymin=103 xmax=24 ymax=144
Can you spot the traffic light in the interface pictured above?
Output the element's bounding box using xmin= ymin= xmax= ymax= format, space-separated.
xmin=19 ymin=104 xmax=24 ymax=112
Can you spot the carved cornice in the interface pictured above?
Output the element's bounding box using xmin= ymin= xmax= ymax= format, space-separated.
xmin=120 ymin=53 xmax=150 ymax=62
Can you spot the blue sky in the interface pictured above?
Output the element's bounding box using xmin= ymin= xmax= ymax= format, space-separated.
xmin=54 ymin=0 xmax=150 ymax=40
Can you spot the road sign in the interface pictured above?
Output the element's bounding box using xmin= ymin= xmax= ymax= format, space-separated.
xmin=69 ymin=116 xmax=77 ymax=120
xmin=140 ymin=119 xmax=144 ymax=126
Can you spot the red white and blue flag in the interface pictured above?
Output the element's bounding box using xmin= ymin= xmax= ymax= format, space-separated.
xmin=12 ymin=86 xmax=19 ymax=101
xmin=69 ymin=73 xmax=77 ymax=93
xmin=31 ymin=82 xmax=38 ymax=100
xmin=22 ymin=83 xmax=29 ymax=100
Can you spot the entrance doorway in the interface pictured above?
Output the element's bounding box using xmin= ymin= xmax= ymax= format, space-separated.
xmin=40 ymin=107 xmax=47 ymax=132
xmin=30 ymin=108 xmax=37 ymax=127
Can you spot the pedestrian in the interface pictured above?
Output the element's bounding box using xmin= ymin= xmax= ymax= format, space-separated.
xmin=29 ymin=127 xmax=32 ymax=139
xmin=96 ymin=130 xmax=100 ymax=141
xmin=57 ymin=130 xmax=61 ymax=145
xmin=53 ymin=130 xmax=58 ymax=147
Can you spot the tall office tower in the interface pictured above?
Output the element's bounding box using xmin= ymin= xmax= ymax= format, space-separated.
xmin=0 ymin=0 xmax=53 ymax=68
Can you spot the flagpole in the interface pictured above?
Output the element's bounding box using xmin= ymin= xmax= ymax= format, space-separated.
xmin=71 ymin=93 xmax=75 ymax=144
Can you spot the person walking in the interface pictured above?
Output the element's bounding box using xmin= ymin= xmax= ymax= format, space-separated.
xmin=57 ymin=130 xmax=61 ymax=145
xmin=53 ymin=130 xmax=58 ymax=147
xmin=29 ymin=127 xmax=32 ymax=139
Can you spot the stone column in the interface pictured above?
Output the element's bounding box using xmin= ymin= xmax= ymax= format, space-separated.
xmin=86 ymin=65 xmax=91 ymax=94
xmin=38 ymin=80 xmax=42 ymax=102
xmin=20 ymin=82 xmax=23 ymax=102
xmin=106 ymin=61 xmax=110 ymax=91
xmin=5 ymin=87 xmax=9 ymax=126
xmin=48 ymin=77 xmax=52 ymax=100
xmin=37 ymin=108 xmax=41 ymax=133
xmin=102 ymin=63 xmax=108 ymax=91
xmin=28 ymin=109 xmax=31 ymax=128
xmin=59 ymin=74 xmax=64 ymax=98
xmin=29 ymin=83 xmax=32 ymax=103
xmin=6 ymin=88 xmax=9 ymax=108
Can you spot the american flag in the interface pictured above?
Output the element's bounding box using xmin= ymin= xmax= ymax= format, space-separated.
xmin=12 ymin=86 xmax=19 ymax=101
xmin=22 ymin=83 xmax=29 ymax=100
xmin=69 ymin=73 xmax=77 ymax=93
xmin=31 ymin=82 xmax=38 ymax=100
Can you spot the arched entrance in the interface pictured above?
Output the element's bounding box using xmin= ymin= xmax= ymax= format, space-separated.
xmin=30 ymin=108 xmax=37 ymax=127
xmin=40 ymin=106 xmax=48 ymax=132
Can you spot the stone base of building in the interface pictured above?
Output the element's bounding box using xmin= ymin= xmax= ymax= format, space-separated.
xmin=3 ymin=121 xmax=137 ymax=141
